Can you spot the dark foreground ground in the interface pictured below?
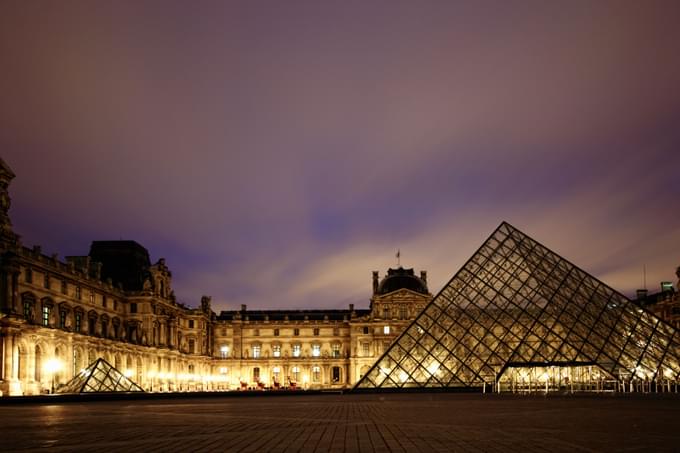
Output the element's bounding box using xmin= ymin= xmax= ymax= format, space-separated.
xmin=1 ymin=393 xmax=679 ymax=452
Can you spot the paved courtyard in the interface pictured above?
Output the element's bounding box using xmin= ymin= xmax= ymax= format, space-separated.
xmin=1 ymin=393 xmax=679 ymax=452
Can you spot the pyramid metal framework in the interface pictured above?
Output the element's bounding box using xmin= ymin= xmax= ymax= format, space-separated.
xmin=355 ymin=222 xmax=680 ymax=390
xmin=58 ymin=358 xmax=144 ymax=393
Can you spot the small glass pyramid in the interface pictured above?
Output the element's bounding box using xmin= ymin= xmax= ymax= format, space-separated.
xmin=59 ymin=358 xmax=144 ymax=393
xmin=355 ymin=222 xmax=680 ymax=389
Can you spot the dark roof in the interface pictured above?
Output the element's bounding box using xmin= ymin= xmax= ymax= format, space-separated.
xmin=216 ymin=309 xmax=370 ymax=322
xmin=376 ymin=267 xmax=428 ymax=295
xmin=89 ymin=241 xmax=151 ymax=291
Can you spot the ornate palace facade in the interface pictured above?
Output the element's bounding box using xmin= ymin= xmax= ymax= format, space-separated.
xmin=0 ymin=158 xmax=430 ymax=395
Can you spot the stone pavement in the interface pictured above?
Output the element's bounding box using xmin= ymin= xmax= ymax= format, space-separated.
xmin=1 ymin=393 xmax=679 ymax=452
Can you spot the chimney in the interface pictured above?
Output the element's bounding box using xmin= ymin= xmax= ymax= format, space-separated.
xmin=420 ymin=270 xmax=427 ymax=283
xmin=372 ymin=271 xmax=379 ymax=294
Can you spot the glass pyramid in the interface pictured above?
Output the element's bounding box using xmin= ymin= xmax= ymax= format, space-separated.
xmin=58 ymin=358 xmax=144 ymax=393
xmin=355 ymin=222 xmax=680 ymax=390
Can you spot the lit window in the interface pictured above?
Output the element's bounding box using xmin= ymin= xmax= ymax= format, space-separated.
xmin=42 ymin=305 xmax=50 ymax=327
xmin=313 ymin=328 xmax=320 ymax=336
xmin=220 ymin=345 xmax=229 ymax=358
xmin=312 ymin=344 xmax=321 ymax=357
xmin=219 ymin=367 xmax=228 ymax=374
xmin=312 ymin=366 xmax=321 ymax=382
xmin=75 ymin=313 xmax=81 ymax=332
xmin=273 ymin=345 xmax=281 ymax=357
xmin=59 ymin=309 xmax=67 ymax=329
xmin=332 ymin=344 xmax=341 ymax=358
xmin=291 ymin=366 xmax=300 ymax=383
xmin=252 ymin=345 xmax=261 ymax=358
xmin=383 ymin=325 xmax=390 ymax=335
xmin=293 ymin=344 xmax=301 ymax=357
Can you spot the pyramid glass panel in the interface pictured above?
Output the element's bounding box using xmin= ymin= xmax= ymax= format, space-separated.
xmin=355 ymin=222 xmax=680 ymax=390
xmin=58 ymin=358 xmax=144 ymax=393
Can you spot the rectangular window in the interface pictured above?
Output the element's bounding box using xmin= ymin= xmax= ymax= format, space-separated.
xmin=130 ymin=303 xmax=137 ymax=314
xmin=273 ymin=328 xmax=279 ymax=336
xmin=252 ymin=345 xmax=261 ymax=358
xmin=383 ymin=325 xmax=391 ymax=335
xmin=113 ymin=300 xmax=118 ymax=311
xmin=102 ymin=296 xmax=107 ymax=308
xmin=293 ymin=328 xmax=300 ymax=336
xmin=363 ymin=326 xmax=369 ymax=334
xmin=313 ymin=327 xmax=320 ymax=336
xmin=399 ymin=306 xmax=407 ymax=319
xmin=75 ymin=313 xmax=81 ymax=332
xmin=332 ymin=366 xmax=341 ymax=383
xmin=89 ymin=292 xmax=95 ymax=303
xmin=273 ymin=345 xmax=281 ymax=357
xmin=312 ymin=344 xmax=321 ymax=357
xmin=23 ymin=300 xmax=32 ymax=321
xmin=188 ymin=339 xmax=195 ymax=353
xmin=75 ymin=286 xmax=81 ymax=300
xmin=42 ymin=305 xmax=50 ymax=327
xmin=332 ymin=344 xmax=341 ymax=358
xmin=253 ymin=329 xmax=259 ymax=336
xmin=61 ymin=280 xmax=68 ymax=295
xmin=362 ymin=342 xmax=370 ymax=357
xmin=293 ymin=344 xmax=301 ymax=357
xmin=291 ymin=366 xmax=300 ymax=383
xmin=25 ymin=268 xmax=33 ymax=283
xmin=101 ymin=320 xmax=107 ymax=338
xmin=43 ymin=273 xmax=50 ymax=289
xmin=253 ymin=367 xmax=260 ymax=382
xmin=59 ymin=310 xmax=67 ymax=329
xmin=220 ymin=345 xmax=229 ymax=359
xmin=189 ymin=320 xmax=195 ymax=329
xmin=312 ymin=366 xmax=320 ymax=383
xmin=333 ymin=327 xmax=339 ymax=336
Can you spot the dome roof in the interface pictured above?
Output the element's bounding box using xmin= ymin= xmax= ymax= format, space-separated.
xmin=376 ymin=267 xmax=428 ymax=295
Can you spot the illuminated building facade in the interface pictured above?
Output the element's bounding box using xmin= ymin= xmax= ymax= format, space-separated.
xmin=0 ymin=158 xmax=430 ymax=395
xmin=356 ymin=223 xmax=680 ymax=391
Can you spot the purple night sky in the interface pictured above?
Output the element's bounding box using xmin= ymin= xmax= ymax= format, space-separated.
xmin=1 ymin=1 xmax=679 ymax=312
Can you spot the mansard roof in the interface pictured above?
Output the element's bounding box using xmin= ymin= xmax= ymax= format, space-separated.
xmin=216 ymin=309 xmax=370 ymax=322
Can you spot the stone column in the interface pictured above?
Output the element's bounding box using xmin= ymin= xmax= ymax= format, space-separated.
xmin=2 ymin=333 xmax=13 ymax=381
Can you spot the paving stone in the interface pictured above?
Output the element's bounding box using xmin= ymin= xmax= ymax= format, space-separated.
xmin=1 ymin=393 xmax=679 ymax=452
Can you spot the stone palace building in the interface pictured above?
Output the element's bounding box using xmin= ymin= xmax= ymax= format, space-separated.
xmin=0 ymin=158 xmax=430 ymax=395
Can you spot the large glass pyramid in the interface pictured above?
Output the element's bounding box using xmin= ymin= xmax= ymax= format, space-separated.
xmin=58 ymin=358 xmax=144 ymax=393
xmin=355 ymin=222 xmax=680 ymax=390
